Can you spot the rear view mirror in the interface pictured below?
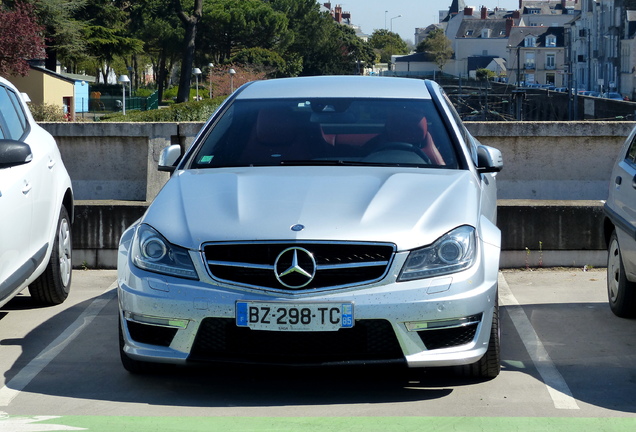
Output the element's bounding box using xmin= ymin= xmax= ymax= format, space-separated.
xmin=0 ymin=139 xmax=32 ymax=168
xmin=158 ymin=145 xmax=182 ymax=173
xmin=476 ymin=145 xmax=503 ymax=173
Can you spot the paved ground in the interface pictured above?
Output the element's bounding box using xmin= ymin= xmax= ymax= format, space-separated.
xmin=1 ymin=268 xmax=636 ymax=431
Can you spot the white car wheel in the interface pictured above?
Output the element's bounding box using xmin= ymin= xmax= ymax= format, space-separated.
xmin=607 ymin=230 xmax=636 ymax=318
xmin=29 ymin=206 xmax=72 ymax=305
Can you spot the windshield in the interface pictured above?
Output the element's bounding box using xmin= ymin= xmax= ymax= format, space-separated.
xmin=190 ymin=98 xmax=459 ymax=169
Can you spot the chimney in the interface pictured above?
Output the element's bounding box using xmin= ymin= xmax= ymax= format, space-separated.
xmin=324 ymin=2 xmax=331 ymax=10
xmin=464 ymin=7 xmax=473 ymax=15
xmin=506 ymin=17 xmax=513 ymax=36
xmin=519 ymin=0 xmax=522 ymax=9
xmin=481 ymin=6 xmax=487 ymax=19
xmin=334 ymin=5 xmax=342 ymax=22
xmin=561 ymin=0 xmax=566 ymax=13
xmin=512 ymin=10 xmax=520 ymax=19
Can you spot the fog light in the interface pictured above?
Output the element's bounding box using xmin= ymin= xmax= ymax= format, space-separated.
xmin=405 ymin=314 xmax=481 ymax=332
xmin=125 ymin=311 xmax=189 ymax=329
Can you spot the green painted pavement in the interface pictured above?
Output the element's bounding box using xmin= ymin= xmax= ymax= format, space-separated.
xmin=4 ymin=416 xmax=636 ymax=432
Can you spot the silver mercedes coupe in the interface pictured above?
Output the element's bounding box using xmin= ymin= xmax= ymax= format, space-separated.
xmin=117 ymin=76 xmax=503 ymax=379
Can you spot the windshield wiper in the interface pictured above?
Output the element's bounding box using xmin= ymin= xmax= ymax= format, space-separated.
xmin=279 ymin=159 xmax=366 ymax=166
xmin=280 ymin=160 xmax=431 ymax=168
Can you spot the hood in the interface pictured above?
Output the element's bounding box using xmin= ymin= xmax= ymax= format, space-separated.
xmin=142 ymin=166 xmax=482 ymax=251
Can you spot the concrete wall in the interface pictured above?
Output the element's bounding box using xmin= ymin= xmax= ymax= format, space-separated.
xmin=41 ymin=121 xmax=632 ymax=269
xmin=72 ymin=199 xmax=608 ymax=270
xmin=45 ymin=121 xmax=635 ymax=203
xmin=466 ymin=121 xmax=634 ymax=200
xmin=497 ymin=200 xmax=606 ymax=268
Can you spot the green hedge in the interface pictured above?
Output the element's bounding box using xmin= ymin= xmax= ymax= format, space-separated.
xmin=100 ymin=96 xmax=226 ymax=122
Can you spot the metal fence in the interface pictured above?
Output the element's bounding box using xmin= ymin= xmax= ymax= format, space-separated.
xmin=89 ymin=91 xmax=158 ymax=113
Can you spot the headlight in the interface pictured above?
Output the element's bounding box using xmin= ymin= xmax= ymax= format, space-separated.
xmin=131 ymin=224 xmax=198 ymax=279
xmin=398 ymin=226 xmax=476 ymax=281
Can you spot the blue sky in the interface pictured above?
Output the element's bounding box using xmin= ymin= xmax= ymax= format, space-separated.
xmin=335 ymin=0 xmax=521 ymax=42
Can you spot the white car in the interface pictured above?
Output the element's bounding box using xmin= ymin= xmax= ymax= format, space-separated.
xmin=0 ymin=77 xmax=74 ymax=307
xmin=117 ymin=76 xmax=503 ymax=378
xmin=605 ymin=125 xmax=636 ymax=317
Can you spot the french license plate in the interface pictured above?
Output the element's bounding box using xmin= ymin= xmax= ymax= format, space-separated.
xmin=236 ymin=301 xmax=354 ymax=331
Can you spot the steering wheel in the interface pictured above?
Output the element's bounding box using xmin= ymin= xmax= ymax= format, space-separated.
xmin=369 ymin=142 xmax=432 ymax=164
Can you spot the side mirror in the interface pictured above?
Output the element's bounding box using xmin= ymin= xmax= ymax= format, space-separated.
xmin=158 ymin=145 xmax=182 ymax=173
xmin=0 ymin=139 xmax=33 ymax=168
xmin=476 ymin=145 xmax=503 ymax=173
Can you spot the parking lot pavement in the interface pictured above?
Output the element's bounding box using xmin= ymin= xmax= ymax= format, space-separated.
xmin=2 ymin=267 xmax=636 ymax=431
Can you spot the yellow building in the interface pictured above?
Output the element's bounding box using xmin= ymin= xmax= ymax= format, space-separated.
xmin=10 ymin=66 xmax=77 ymax=120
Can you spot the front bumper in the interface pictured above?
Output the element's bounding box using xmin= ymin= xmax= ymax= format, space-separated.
xmin=118 ymin=240 xmax=499 ymax=368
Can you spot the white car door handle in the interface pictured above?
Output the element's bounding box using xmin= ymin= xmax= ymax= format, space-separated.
xmin=48 ymin=158 xmax=56 ymax=169
xmin=22 ymin=181 xmax=32 ymax=194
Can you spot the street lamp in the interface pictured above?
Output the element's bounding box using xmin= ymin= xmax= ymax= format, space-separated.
xmin=384 ymin=11 xmax=388 ymax=30
xmin=390 ymin=15 xmax=401 ymax=33
xmin=192 ymin=67 xmax=202 ymax=100
xmin=207 ymin=63 xmax=214 ymax=99
xmin=229 ymin=68 xmax=236 ymax=93
xmin=118 ymin=74 xmax=130 ymax=115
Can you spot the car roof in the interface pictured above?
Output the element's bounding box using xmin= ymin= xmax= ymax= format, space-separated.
xmin=234 ymin=76 xmax=433 ymax=100
xmin=0 ymin=76 xmax=18 ymax=91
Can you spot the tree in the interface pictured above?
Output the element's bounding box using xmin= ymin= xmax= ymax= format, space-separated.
xmin=315 ymin=22 xmax=375 ymax=75
xmin=33 ymin=0 xmax=87 ymax=72
xmin=476 ymin=68 xmax=495 ymax=80
xmin=74 ymin=0 xmax=144 ymax=83
xmin=368 ymin=29 xmax=408 ymax=64
xmin=128 ymin=0 xmax=183 ymax=101
xmin=269 ymin=0 xmax=373 ymax=76
xmin=172 ymin=0 xmax=203 ymax=103
xmin=0 ymin=1 xmax=46 ymax=76
xmin=231 ymin=47 xmax=287 ymax=77
xmin=416 ymin=28 xmax=453 ymax=72
xmin=198 ymin=0 xmax=292 ymax=64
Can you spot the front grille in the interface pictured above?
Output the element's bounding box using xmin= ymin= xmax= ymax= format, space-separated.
xmin=188 ymin=318 xmax=404 ymax=365
xmin=203 ymin=242 xmax=395 ymax=291
xmin=417 ymin=323 xmax=479 ymax=350
xmin=126 ymin=320 xmax=178 ymax=347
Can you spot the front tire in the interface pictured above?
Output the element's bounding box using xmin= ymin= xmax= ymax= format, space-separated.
xmin=29 ymin=205 xmax=72 ymax=305
xmin=456 ymin=300 xmax=501 ymax=380
xmin=607 ymin=230 xmax=636 ymax=318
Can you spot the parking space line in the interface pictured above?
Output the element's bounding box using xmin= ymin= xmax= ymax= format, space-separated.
xmin=498 ymin=273 xmax=579 ymax=410
xmin=0 ymin=284 xmax=117 ymax=407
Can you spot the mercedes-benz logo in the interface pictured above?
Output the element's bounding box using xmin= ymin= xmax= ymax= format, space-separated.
xmin=274 ymin=247 xmax=316 ymax=289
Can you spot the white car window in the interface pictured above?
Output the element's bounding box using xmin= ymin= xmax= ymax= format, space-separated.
xmin=0 ymin=86 xmax=27 ymax=140
xmin=627 ymin=136 xmax=636 ymax=166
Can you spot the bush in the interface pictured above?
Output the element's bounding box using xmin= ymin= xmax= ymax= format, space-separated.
xmin=133 ymin=88 xmax=156 ymax=98
xmin=162 ymin=86 xmax=178 ymax=101
xmin=100 ymin=96 xmax=226 ymax=122
xmin=28 ymin=103 xmax=67 ymax=122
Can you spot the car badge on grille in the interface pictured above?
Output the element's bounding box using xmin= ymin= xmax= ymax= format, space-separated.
xmin=274 ymin=247 xmax=316 ymax=289
xmin=291 ymin=224 xmax=305 ymax=232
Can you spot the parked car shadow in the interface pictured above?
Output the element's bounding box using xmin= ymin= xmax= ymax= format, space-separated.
xmin=3 ymin=291 xmax=636 ymax=413
xmin=2 ymin=293 xmax=457 ymax=409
